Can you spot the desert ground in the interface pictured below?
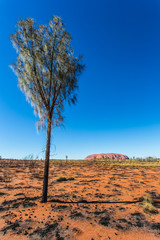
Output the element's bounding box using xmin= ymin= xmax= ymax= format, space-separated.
xmin=0 ymin=159 xmax=160 ymax=240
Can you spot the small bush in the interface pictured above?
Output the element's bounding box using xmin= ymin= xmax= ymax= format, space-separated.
xmin=67 ymin=177 xmax=75 ymax=180
xmin=142 ymin=195 xmax=158 ymax=214
xmin=143 ymin=195 xmax=153 ymax=203
xmin=56 ymin=176 xmax=67 ymax=182
xmin=56 ymin=176 xmax=75 ymax=182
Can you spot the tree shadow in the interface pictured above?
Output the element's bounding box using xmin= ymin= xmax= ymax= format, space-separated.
xmin=48 ymin=198 xmax=142 ymax=204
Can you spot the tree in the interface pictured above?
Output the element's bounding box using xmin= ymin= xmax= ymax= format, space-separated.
xmin=10 ymin=16 xmax=85 ymax=203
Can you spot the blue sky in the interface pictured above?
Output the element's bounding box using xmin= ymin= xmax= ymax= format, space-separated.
xmin=1 ymin=0 xmax=160 ymax=159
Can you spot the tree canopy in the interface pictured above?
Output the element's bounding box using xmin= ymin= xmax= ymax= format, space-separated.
xmin=10 ymin=16 xmax=84 ymax=129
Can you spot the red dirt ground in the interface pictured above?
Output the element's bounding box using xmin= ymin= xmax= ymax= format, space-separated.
xmin=0 ymin=159 xmax=160 ymax=240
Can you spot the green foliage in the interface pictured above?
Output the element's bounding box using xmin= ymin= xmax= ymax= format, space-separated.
xmin=10 ymin=16 xmax=85 ymax=130
xmin=92 ymin=157 xmax=160 ymax=167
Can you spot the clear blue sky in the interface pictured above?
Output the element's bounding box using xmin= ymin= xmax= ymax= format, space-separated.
xmin=1 ymin=0 xmax=160 ymax=159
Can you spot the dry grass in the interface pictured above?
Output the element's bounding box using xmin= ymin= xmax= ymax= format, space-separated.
xmin=56 ymin=176 xmax=75 ymax=182
xmin=142 ymin=195 xmax=158 ymax=214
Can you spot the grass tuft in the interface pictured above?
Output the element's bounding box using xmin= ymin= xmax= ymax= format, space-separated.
xmin=67 ymin=176 xmax=75 ymax=180
xmin=142 ymin=195 xmax=158 ymax=214
xmin=56 ymin=176 xmax=67 ymax=182
xmin=56 ymin=176 xmax=75 ymax=182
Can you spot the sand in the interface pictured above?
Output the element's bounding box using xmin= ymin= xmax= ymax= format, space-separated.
xmin=0 ymin=159 xmax=160 ymax=240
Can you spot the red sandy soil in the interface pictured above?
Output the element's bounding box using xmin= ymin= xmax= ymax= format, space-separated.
xmin=0 ymin=159 xmax=160 ymax=240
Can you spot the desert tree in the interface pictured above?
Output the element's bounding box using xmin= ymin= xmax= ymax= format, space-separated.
xmin=10 ymin=16 xmax=85 ymax=202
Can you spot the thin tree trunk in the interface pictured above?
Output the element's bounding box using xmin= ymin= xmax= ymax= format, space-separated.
xmin=41 ymin=118 xmax=52 ymax=203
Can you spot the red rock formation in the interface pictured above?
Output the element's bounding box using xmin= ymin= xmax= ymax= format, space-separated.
xmin=84 ymin=153 xmax=128 ymax=160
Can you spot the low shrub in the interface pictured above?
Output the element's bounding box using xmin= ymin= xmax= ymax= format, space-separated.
xmin=56 ymin=176 xmax=67 ymax=182
xmin=67 ymin=177 xmax=75 ymax=180
xmin=142 ymin=195 xmax=158 ymax=214
xmin=56 ymin=176 xmax=75 ymax=182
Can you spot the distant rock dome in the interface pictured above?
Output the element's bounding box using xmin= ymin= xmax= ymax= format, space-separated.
xmin=84 ymin=153 xmax=128 ymax=160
